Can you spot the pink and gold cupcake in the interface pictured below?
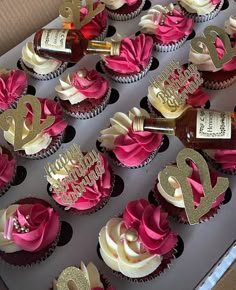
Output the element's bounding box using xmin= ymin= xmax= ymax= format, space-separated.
xmin=101 ymin=34 xmax=153 ymax=83
xmin=98 ymin=107 xmax=163 ymax=168
xmin=103 ymin=0 xmax=146 ymax=21
xmin=98 ymin=199 xmax=178 ymax=281
xmin=0 ymin=68 xmax=27 ymax=113
xmin=0 ymin=197 xmax=60 ymax=266
xmin=55 ymin=68 xmax=111 ymax=119
xmin=139 ymin=4 xmax=194 ymax=52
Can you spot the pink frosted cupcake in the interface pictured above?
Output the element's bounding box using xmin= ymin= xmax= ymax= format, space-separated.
xmin=154 ymin=160 xmax=226 ymax=223
xmin=103 ymin=0 xmax=146 ymax=21
xmin=101 ymin=34 xmax=153 ymax=83
xmin=139 ymin=4 xmax=194 ymax=52
xmin=98 ymin=199 xmax=178 ymax=282
xmin=98 ymin=107 xmax=163 ymax=168
xmin=3 ymin=97 xmax=67 ymax=159
xmin=55 ymin=68 xmax=111 ymax=119
xmin=177 ymin=0 xmax=224 ymax=23
xmin=0 ymin=197 xmax=60 ymax=266
xmin=0 ymin=68 xmax=27 ymax=113
xmin=225 ymin=15 xmax=236 ymax=39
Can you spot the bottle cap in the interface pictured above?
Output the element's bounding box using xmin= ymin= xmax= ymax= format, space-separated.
xmin=111 ymin=41 xmax=121 ymax=56
xmin=132 ymin=116 xmax=145 ymax=132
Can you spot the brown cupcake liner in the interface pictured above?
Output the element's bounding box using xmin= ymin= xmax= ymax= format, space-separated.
xmin=203 ymin=75 xmax=236 ymax=90
xmin=153 ymin=35 xmax=188 ymax=52
xmin=20 ymin=59 xmax=68 ymax=81
xmin=61 ymin=87 xmax=111 ymax=119
xmin=100 ymin=57 xmax=153 ymax=84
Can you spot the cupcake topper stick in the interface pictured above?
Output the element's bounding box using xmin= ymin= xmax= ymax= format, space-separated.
xmin=191 ymin=25 xmax=236 ymax=70
xmin=158 ymin=148 xmax=229 ymax=225
xmin=0 ymin=95 xmax=55 ymax=151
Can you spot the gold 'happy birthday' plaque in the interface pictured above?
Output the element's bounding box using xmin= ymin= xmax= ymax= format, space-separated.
xmin=158 ymin=148 xmax=229 ymax=225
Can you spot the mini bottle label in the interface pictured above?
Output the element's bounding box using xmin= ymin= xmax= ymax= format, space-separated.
xmin=196 ymin=110 xmax=231 ymax=139
xmin=40 ymin=30 xmax=70 ymax=52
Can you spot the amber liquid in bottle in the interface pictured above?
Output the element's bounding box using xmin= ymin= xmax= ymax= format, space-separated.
xmin=34 ymin=29 xmax=120 ymax=63
xmin=133 ymin=108 xmax=236 ymax=150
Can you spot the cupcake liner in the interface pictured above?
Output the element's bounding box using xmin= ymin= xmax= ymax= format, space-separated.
xmin=100 ymin=57 xmax=153 ymax=84
xmin=61 ymin=87 xmax=111 ymax=119
xmin=179 ymin=0 xmax=223 ymax=23
xmin=153 ymin=35 xmax=188 ymax=52
xmin=94 ymin=23 xmax=109 ymax=41
xmin=203 ymin=75 xmax=236 ymax=90
xmin=107 ymin=0 xmax=145 ymax=21
xmin=20 ymin=59 xmax=68 ymax=81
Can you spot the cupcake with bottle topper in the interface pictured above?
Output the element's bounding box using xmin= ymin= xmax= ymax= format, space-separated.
xmin=98 ymin=198 xmax=179 ymax=282
xmin=0 ymin=95 xmax=67 ymax=160
xmin=139 ymin=3 xmax=194 ymax=52
xmin=98 ymin=107 xmax=163 ymax=168
xmin=102 ymin=0 xmax=146 ymax=21
xmin=100 ymin=33 xmax=153 ymax=83
xmin=147 ymin=61 xmax=210 ymax=118
xmin=45 ymin=144 xmax=114 ymax=215
xmin=177 ymin=0 xmax=224 ymax=23
xmin=55 ymin=68 xmax=111 ymax=119
xmin=154 ymin=148 xmax=229 ymax=224
xmin=0 ymin=197 xmax=60 ymax=266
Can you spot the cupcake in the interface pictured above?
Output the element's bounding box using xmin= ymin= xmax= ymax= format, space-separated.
xmin=0 ymin=197 xmax=60 ymax=266
xmin=225 ymin=15 xmax=236 ymax=39
xmin=139 ymin=4 xmax=194 ymax=52
xmin=177 ymin=0 xmax=224 ymax=23
xmin=148 ymin=65 xmax=210 ymax=118
xmin=55 ymin=68 xmax=111 ymax=119
xmin=46 ymin=145 xmax=114 ymax=215
xmin=98 ymin=107 xmax=163 ymax=168
xmin=3 ymin=97 xmax=67 ymax=159
xmin=20 ymin=42 xmax=67 ymax=81
xmin=0 ymin=68 xmax=27 ymax=113
xmin=0 ymin=146 xmax=16 ymax=197
xmin=103 ymin=0 xmax=146 ymax=21
xmin=61 ymin=1 xmax=108 ymax=41
xmin=50 ymin=262 xmax=115 ymax=290
xmin=100 ymin=34 xmax=153 ymax=83
xmin=154 ymin=160 xmax=226 ymax=223
xmin=189 ymin=36 xmax=236 ymax=89
xmin=98 ymin=199 xmax=178 ymax=281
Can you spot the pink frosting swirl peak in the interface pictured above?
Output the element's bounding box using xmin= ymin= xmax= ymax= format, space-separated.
xmin=0 ymin=149 xmax=16 ymax=189
xmin=215 ymin=37 xmax=236 ymax=71
xmin=123 ymin=199 xmax=178 ymax=255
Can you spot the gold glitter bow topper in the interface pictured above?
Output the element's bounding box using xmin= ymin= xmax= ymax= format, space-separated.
xmin=59 ymin=0 xmax=105 ymax=29
xmin=45 ymin=144 xmax=105 ymax=210
xmin=0 ymin=95 xmax=55 ymax=151
xmin=191 ymin=25 xmax=236 ymax=70
xmin=150 ymin=60 xmax=203 ymax=113
xmin=158 ymin=148 xmax=229 ymax=225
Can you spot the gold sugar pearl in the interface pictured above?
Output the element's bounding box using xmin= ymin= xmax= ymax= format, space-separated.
xmin=77 ymin=69 xmax=87 ymax=78
xmin=125 ymin=228 xmax=138 ymax=242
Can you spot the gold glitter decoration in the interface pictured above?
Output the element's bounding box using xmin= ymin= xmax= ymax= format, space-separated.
xmin=158 ymin=148 xmax=229 ymax=225
xmin=0 ymin=95 xmax=55 ymax=151
xmin=59 ymin=0 xmax=105 ymax=29
xmin=56 ymin=266 xmax=90 ymax=290
xmin=125 ymin=228 xmax=138 ymax=242
xmin=191 ymin=25 xmax=236 ymax=70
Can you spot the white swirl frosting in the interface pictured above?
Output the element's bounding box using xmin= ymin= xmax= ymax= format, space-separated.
xmin=102 ymin=0 xmax=132 ymax=10
xmin=99 ymin=217 xmax=162 ymax=278
xmin=178 ymin=0 xmax=220 ymax=15
xmin=0 ymin=204 xmax=21 ymax=253
xmin=225 ymin=15 xmax=236 ymax=37
xmin=22 ymin=42 xmax=61 ymax=75
xmin=98 ymin=107 xmax=150 ymax=150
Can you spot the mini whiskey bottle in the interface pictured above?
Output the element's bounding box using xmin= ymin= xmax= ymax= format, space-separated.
xmin=33 ymin=29 xmax=120 ymax=63
xmin=133 ymin=108 xmax=236 ymax=149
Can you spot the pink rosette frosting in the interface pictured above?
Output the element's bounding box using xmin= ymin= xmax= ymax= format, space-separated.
xmin=104 ymin=34 xmax=153 ymax=74
xmin=26 ymin=98 xmax=67 ymax=136
xmin=0 ymin=149 xmax=16 ymax=190
xmin=123 ymin=199 xmax=178 ymax=255
xmin=72 ymin=69 xmax=109 ymax=100
xmin=113 ymin=127 xmax=162 ymax=167
xmin=53 ymin=155 xmax=111 ymax=210
xmin=11 ymin=203 xmax=60 ymax=252
xmin=0 ymin=70 xmax=27 ymax=110
xmin=209 ymin=150 xmax=236 ymax=170
xmin=211 ymin=0 xmax=221 ymax=4
xmin=215 ymin=38 xmax=236 ymax=71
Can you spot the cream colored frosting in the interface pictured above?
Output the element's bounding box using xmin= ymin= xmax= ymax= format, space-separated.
xmin=99 ymin=217 xmax=162 ymax=278
xmin=0 ymin=204 xmax=21 ymax=253
xmin=225 ymin=15 xmax=236 ymax=37
xmin=22 ymin=42 xmax=61 ymax=75
xmin=179 ymin=0 xmax=219 ymax=15
xmin=3 ymin=119 xmax=52 ymax=155
xmin=102 ymin=0 xmax=129 ymax=10
xmin=55 ymin=73 xmax=87 ymax=105
xmin=98 ymin=107 xmax=150 ymax=150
